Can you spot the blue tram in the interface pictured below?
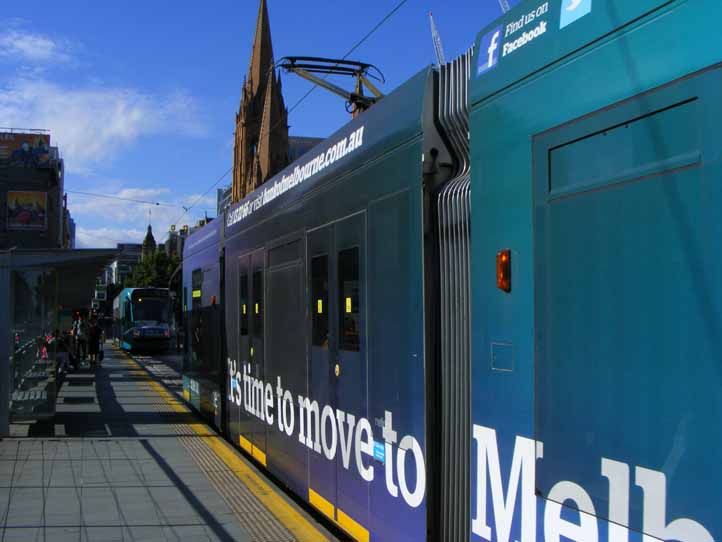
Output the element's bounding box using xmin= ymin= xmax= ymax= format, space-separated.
xmin=181 ymin=1 xmax=721 ymax=541
xmin=112 ymin=288 xmax=171 ymax=352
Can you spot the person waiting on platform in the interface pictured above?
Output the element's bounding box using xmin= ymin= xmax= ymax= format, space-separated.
xmin=75 ymin=317 xmax=89 ymax=361
xmin=88 ymin=319 xmax=102 ymax=367
xmin=55 ymin=333 xmax=77 ymax=376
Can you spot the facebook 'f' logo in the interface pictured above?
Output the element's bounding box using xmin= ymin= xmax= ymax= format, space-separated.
xmin=477 ymin=25 xmax=503 ymax=75
xmin=560 ymin=0 xmax=592 ymax=29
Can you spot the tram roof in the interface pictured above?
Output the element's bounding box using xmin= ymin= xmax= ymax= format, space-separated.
xmin=182 ymin=217 xmax=221 ymax=260
xmin=470 ymin=0 xmax=672 ymax=107
xmin=115 ymin=287 xmax=169 ymax=302
xmin=222 ymin=66 xmax=433 ymax=240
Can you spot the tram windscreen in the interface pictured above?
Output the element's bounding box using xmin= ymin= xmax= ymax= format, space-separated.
xmin=132 ymin=295 xmax=169 ymax=325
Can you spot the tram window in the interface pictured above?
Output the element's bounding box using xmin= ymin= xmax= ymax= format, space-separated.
xmin=270 ymin=239 xmax=301 ymax=268
xmin=338 ymin=247 xmax=360 ymax=352
xmin=191 ymin=269 xmax=202 ymax=310
xmin=240 ymin=272 xmax=249 ymax=337
xmin=190 ymin=269 xmax=203 ymax=365
xmin=252 ymin=266 xmax=263 ymax=338
xmin=311 ymin=255 xmax=329 ymax=348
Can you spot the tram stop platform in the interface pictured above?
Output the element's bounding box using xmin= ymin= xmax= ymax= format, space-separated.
xmin=1 ymin=345 xmax=339 ymax=542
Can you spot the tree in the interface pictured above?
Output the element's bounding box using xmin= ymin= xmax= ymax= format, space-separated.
xmin=124 ymin=251 xmax=181 ymax=289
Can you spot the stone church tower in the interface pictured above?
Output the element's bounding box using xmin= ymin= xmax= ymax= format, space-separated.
xmin=141 ymin=224 xmax=156 ymax=262
xmin=231 ymin=0 xmax=289 ymax=203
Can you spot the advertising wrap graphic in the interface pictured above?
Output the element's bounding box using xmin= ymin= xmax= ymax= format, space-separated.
xmin=0 ymin=133 xmax=51 ymax=168
xmin=7 ymin=191 xmax=47 ymax=230
xmin=227 ymin=359 xmax=426 ymax=508
xmin=472 ymin=426 xmax=713 ymax=542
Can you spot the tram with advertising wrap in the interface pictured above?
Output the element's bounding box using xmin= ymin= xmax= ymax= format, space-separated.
xmin=180 ymin=1 xmax=722 ymax=541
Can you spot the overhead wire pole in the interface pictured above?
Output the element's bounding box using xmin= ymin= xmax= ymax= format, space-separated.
xmin=429 ymin=11 xmax=446 ymax=65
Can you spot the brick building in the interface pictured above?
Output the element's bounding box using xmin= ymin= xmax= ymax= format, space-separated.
xmin=231 ymin=0 xmax=290 ymax=203
xmin=0 ymin=130 xmax=70 ymax=250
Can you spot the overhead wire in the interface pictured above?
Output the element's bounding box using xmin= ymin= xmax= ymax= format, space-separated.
xmin=174 ymin=0 xmax=410 ymax=230
xmin=66 ymin=190 xmax=181 ymax=208
xmin=271 ymin=0 xmax=410 ymax=131
xmin=169 ymin=166 xmax=232 ymax=229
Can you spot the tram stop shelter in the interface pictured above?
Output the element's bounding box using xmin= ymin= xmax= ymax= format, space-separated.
xmin=0 ymin=248 xmax=117 ymax=436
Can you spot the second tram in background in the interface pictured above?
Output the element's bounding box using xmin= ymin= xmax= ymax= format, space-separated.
xmin=112 ymin=288 xmax=171 ymax=352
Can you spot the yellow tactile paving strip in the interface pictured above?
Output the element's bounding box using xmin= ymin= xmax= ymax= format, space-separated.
xmin=122 ymin=354 xmax=331 ymax=542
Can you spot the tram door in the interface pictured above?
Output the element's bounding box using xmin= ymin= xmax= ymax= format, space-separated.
xmin=308 ymin=213 xmax=369 ymax=533
xmin=237 ymin=250 xmax=266 ymax=459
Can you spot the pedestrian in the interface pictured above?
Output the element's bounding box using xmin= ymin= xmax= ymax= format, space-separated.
xmin=65 ymin=331 xmax=79 ymax=371
xmin=77 ymin=316 xmax=88 ymax=361
xmin=55 ymin=334 xmax=73 ymax=376
xmin=72 ymin=316 xmax=80 ymax=358
xmin=88 ymin=319 xmax=102 ymax=367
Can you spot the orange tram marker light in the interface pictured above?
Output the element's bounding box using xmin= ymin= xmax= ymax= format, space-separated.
xmin=497 ymin=249 xmax=511 ymax=293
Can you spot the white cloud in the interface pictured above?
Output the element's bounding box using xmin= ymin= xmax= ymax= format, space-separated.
xmin=0 ymin=26 xmax=217 ymax=248
xmin=0 ymin=78 xmax=206 ymax=173
xmin=0 ymin=29 xmax=72 ymax=64
xmin=75 ymin=226 xmax=145 ymax=249
xmin=0 ymin=78 xmax=207 ymax=173
xmin=68 ymin=185 xmax=218 ymax=249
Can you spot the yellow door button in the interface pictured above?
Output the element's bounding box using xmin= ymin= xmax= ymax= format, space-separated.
xmin=334 ymin=364 xmax=340 ymax=377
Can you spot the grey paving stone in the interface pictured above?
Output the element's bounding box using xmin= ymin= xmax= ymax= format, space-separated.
xmin=46 ymin=526 xmax=83 ymax=541
xmin=10 ymin=462 xmax=47 ymax=487
xmin=80 ymin=487 xmax=121 ymax=526
xmin=82 ymin=526 xmax=127 ymax=542
xmin=44 ymin=487 xmax=82 ymax=526
xmin=0 ymin=460 xmax=17 ymax=484
xmin=46 ymin=460 xmax=84 ymax=487
xmin=126 ymin=525 xmax=174 ymax=542
xmin=1 ymin=526 xmax=43 ymax=542
xmin=0 ymin=441 xmax=20 ymax=459
xmin=1 ymin=348 xmax=336 ymax=542
xmin=4 ymin=486 xmax=44 ymax=527
xmin=162 ymin=524 xmax=216 ymax=542
xmin=115 ymin=487 xmax=165 ymax=525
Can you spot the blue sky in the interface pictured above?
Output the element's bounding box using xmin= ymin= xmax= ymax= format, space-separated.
xmin=0 ymin=0 xmax=518 ymax=248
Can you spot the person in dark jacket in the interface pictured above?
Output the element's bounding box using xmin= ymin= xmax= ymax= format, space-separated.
xmin=88 ymin=319 xmax=102 ymax=367
xmin=75 ymin=317 xmax=89 ymax=360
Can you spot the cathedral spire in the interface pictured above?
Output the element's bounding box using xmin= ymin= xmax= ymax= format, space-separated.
xmin=249 ymin=0 xmax=275 ymax=97
xmin=231 ymin=0 xmax=289 ymax=204
xmin=255 ymin=69 xmax=288 ymax=182
xmin=141 ymin=222 xmax=156 ymax=262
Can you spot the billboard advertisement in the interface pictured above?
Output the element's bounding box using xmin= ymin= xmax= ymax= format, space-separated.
xmin=0 ymin=132 xmax=51 ymax=167
xmin=7 ymin=191 xmax=47 ymax=230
